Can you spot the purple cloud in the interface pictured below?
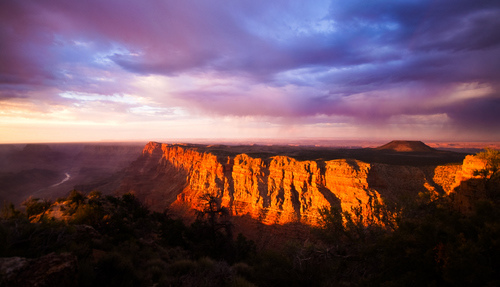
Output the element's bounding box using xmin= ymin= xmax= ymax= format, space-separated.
xmin=1 ymin=0 xmax=500 ymax=141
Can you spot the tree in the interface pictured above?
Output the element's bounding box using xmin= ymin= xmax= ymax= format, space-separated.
xmin=317 ymin=206 xmax=345 ymax=242
xmin=187 ymin=193 xmax=236 ymax=261
xmin=474 ymin=148 xmax=500 ymax=179
xmin=473 ymin=148 xmax=500 ymax=203
xmin=196 ymin=193 xmax=232 ymax=237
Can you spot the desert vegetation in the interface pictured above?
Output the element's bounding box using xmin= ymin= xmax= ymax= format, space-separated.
xmin=1 ymin=149 xmax=499 ymax=286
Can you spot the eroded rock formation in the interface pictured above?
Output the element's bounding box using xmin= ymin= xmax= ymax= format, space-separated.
xmin=118 ymin=142 xmax=485 ymax=226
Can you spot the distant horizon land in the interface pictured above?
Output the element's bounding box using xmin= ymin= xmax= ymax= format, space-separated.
xmin=1 ymin=138 xmax=500 ymax=150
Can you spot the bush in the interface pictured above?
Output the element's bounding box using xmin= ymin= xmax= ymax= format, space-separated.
xmin=22 ymin=196 xmax=52 ymax=220
xmin=1 ymin=202 xmax=22 ymax=219
xmin=94 ymin=252 xmax=141 ymax=287
xmin=68 ymin=190 xmax=85 ymax=204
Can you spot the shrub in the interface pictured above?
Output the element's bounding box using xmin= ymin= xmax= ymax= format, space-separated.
xmin=68 ymin=190 xmax=86 ymax=204
xmin=22 ymin=196 xmax=52 ymax=220
xmin=1 ymin=202 xmax=21 ymax=219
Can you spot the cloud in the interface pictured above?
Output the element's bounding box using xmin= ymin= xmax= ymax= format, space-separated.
xmin=1 ymin=0 xmax=500 ymax=142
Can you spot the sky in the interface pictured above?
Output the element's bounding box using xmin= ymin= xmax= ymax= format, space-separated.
xmin=1 ymin=0 xmax=500 ymax=143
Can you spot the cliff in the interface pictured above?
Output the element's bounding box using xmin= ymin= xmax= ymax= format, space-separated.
xmin=118 ymin=142 xmax=482 ymax=226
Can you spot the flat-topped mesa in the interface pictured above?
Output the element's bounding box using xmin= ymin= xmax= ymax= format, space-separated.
xmin=376 ymin=140 xmax=435 ymax=152
xmin=118 ymin=142 xmax=484 ymax=227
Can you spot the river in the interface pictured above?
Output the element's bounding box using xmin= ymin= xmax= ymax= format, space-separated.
xmin=50 ymin=172 xmax=71 ymax=187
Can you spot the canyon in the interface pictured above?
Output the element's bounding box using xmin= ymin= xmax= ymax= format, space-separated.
xmin=0 ymin=143 xmax=145 ymax=206
xmin=1 ymin=140 xmax=497 ymax=286
xmin=116 ymin=141 xmax=487 ymax=226
xmin=0 ymin=140 xmax=490 ymax=228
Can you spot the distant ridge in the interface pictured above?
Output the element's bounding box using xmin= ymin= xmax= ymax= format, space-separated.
xmin=376 ymin=140 xmax=435 ymax=152
xmin=22 ymin=144 xmax=53 ymax=153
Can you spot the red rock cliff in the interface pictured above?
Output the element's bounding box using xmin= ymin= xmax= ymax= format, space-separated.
xmin=118 ymin=142 xmax=482 ymax=226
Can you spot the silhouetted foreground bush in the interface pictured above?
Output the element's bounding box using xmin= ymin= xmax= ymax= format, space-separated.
xmin=1 ymin=191 xmax=257 ymax=286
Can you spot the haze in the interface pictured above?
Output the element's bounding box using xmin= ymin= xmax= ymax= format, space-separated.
xmin=1 ymin=1 xmax=500 ymax=143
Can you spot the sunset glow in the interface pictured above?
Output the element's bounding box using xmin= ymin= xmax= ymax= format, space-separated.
xmin=1 ymin=1 xmax=500 ymax=143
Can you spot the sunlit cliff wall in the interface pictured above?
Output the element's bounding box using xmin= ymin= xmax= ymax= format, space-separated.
xmin=119 ymin=142 xmax=484 ymax=226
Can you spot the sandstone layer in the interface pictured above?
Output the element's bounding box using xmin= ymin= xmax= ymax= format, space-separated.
xmin=118 ymin=142 xmax=485 ymax=226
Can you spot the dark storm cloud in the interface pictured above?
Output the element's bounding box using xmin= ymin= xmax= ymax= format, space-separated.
xmin=1 ymin=0 xmax=500 ymax=138
xmin=442 ymin=95 xmax=500 ymax=133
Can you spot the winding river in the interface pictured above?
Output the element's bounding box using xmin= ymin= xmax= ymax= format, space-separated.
xmin=50 ymin=172 xmax=71 ymax=187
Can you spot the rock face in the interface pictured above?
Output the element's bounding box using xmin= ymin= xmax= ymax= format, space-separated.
xmin=0 ymin=253 xmax=78 ymax=287
xmin=118 ymin=142 xmax=482 ymax=226
xmin=447 ymin=155 xmax=489 ymax=213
